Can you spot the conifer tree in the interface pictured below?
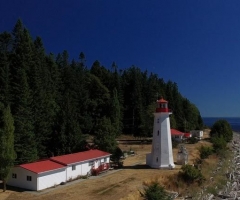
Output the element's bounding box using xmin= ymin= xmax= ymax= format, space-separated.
xmin=0 ymin=32 xmax=12 ymax=106
xmin=93 ymin=117 xmax=117 ymax=153
xmin=13 ymin=69 xmax=37 ymax=164
xmin=31 ymin=37 xmax=55 ymax=158
xmin=54 ymin=52 xmax=87 ymax=155
xmin=0 ymin=104 xmax=16 ymax=191
xmin=110 ymin=88 xmax=122 ymax=136
xmin=10 ymin=21 xmax=38 ymax=163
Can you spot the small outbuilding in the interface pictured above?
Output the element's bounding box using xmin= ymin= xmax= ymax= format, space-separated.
xmin=171 ymin=129 xmax=185 ymax=142
xmin=7 ymin=149 xmax=111 ymax=191
xmin=183 ymin=132 xmax=192 ymax=139
xmin=7 ymin=160 xmax=66 ymax=191
xmin=190 ymin=130 xmax=203 ymax=140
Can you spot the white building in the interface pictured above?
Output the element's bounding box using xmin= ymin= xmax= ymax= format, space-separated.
xmin=190 ymin=130 xmax=203 ymax=139
xmin=7 ymin=160 xmax=66 ymax=191
xmin=7 ymin=149 xmax=111 ymax=191
xmin=146 ymin=98 xmax=175 ymax=169
xmin=171 ymin=128 xmax=185 ymax=142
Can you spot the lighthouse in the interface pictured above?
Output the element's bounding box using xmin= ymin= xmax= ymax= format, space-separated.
xmin=146 ymin=98 xmax=175 ymax=169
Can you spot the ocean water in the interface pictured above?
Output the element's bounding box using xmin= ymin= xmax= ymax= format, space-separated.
xmin=202 ymin=117 xmax=240 ymax=132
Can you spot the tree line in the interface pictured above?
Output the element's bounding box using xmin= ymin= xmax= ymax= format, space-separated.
xmin=0 ymin=19 xmax=203 ymax=166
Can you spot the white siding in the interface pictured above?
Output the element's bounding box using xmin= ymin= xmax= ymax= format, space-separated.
xmin=66 ymin=163 xmax=81 ymax=181
xmin=66 ymin=157 xmax=110 ymax=180
xmin=190 ymin=130 xmax=203 ymax=138
xmin=66 ymin=162 xmax=91 ymax=181
xmin=38 ymin=168 xmax=66 ymax=191
xmin=81 ymin=162 xmax=91 ymax=175
xmin=7 ymin=167 xmax=37 ymax=191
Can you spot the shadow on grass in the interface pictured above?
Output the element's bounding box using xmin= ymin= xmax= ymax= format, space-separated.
xmin=0 ymin=182 xmax=31 ymax=193
xmin=122 ymin=164 xmax=151 ymax=169
xmin=202 ymin=138 xmax=211 ymax=142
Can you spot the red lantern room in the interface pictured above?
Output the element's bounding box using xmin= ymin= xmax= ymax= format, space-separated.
xmin=156 ymin=98 xmax=171 ymax=113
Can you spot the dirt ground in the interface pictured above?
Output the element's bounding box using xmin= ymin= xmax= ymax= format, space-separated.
xmin=0 ymin=130 xmax=210 ymax=200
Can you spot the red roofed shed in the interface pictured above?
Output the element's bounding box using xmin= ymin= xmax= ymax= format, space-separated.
xmin=171 ymin=129 xmax=185 ymax=142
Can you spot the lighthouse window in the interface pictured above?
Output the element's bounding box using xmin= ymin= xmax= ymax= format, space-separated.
xmin=161 ymin=103 xmax=167 ymax=108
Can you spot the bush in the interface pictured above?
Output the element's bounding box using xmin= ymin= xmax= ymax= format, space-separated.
xmin=211 ymin=136 xmax=227 ymax=153
xmin=210 ymin=120 xmax=233 ymax=142
xmin=179 ymin=164 xmax=204 ymax=184
xmin=199 ymin=145 xmax=213 ymax=159
xmin=188 ymin=137 xmax=199 ymax=144
xmin=172 ymin=139 xmax=179 ymax=148
xmin=110 ymin=147 xmax=123 ymax=162
xmin=141 ymin=181 xmax=172 ymax=200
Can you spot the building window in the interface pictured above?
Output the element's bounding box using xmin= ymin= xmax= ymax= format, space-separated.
xmin=27 ymin=176 xmax=32 ymax=181
xmin=72 ymin=165 xmax=76 ymax=171
xmin=104 ymin=158 xmax=107 ymax=162
xmin=89 ymin=161 xmax=94 ymax=166
xmin=156 ymin=157 xmax=158 ymax=162
xmin=157 ymin=119 xmax=159 ymax=123
xmin=157 ymin=130 xmax=159 ymax=136
xmin=12 ymin=173 xmax=17 ymax=179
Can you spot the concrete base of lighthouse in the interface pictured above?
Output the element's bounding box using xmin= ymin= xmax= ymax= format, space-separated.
xmin=146 ymin=153 xmax=175 ymax=169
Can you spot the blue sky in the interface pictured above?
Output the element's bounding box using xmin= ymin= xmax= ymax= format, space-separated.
xmin=0 ymin=0 xmax=240 ymax=117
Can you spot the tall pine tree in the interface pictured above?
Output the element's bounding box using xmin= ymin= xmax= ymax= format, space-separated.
xmin=0 ymin=104 xmax=16 ymax=191
xmin=10 ymin=20 xmax=37 ymax=164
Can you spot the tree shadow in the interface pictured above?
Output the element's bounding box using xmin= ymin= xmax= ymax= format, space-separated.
xmin=202 ymin=137 xmax=211 ymax=142
xmin=0 ymin=182 xmax=31 ymax=193
xmin=122 ymin=164 xmax=151 ymax=169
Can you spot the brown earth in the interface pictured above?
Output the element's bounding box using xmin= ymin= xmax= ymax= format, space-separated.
xmin=0 ymin=130 xmax=211 ymax=200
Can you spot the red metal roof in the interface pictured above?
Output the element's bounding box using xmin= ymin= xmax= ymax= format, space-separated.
xmin=184 ymin=133 xmax=192 ymax=138
xmin=171 ymin=129 xmax=185 ymax=136
xmin=20 ymin=160 xmax=66 ymax=174
xmin=157 ymin=98 xmax=168 ymax=103
xmin=50 ymin=149 xmax=111 ymax=165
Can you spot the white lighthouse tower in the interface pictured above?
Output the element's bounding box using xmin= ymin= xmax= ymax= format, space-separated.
xmin=146 ymin=98 xmax=175 ymax=169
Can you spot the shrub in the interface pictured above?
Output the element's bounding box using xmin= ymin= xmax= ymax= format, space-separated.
xmin=188 ymin=137 xmax=199 ymax=144
xmin=172 ymin=139 xmax=179 ymax=148
xmin=179 ymin=164 xmax=204 ymax=184
xmin=210 ymin=120 xmax=233 ymax=142
xmin=199 ymin=145 xmax=213 ymax=159
xmin=110 ymin=147 xmax=123 ymax=162
xmin=141 ymin=181 xmax=172 ymax=200
xmin=211 ymin=136 xmax=227 ymax=153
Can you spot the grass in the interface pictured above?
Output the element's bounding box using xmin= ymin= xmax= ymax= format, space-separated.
xmin=93 ymin=177 xmax=137 ymax=195
xmin=97 ymin=184 xmax=120 ymax=195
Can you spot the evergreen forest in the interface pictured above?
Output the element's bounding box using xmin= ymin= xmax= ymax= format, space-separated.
xmin=0 ymin=20 xmax=203 ymax=165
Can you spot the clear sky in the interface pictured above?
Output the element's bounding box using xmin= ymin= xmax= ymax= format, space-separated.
xmin=0 ymin=0 xmax=240 ymax=117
